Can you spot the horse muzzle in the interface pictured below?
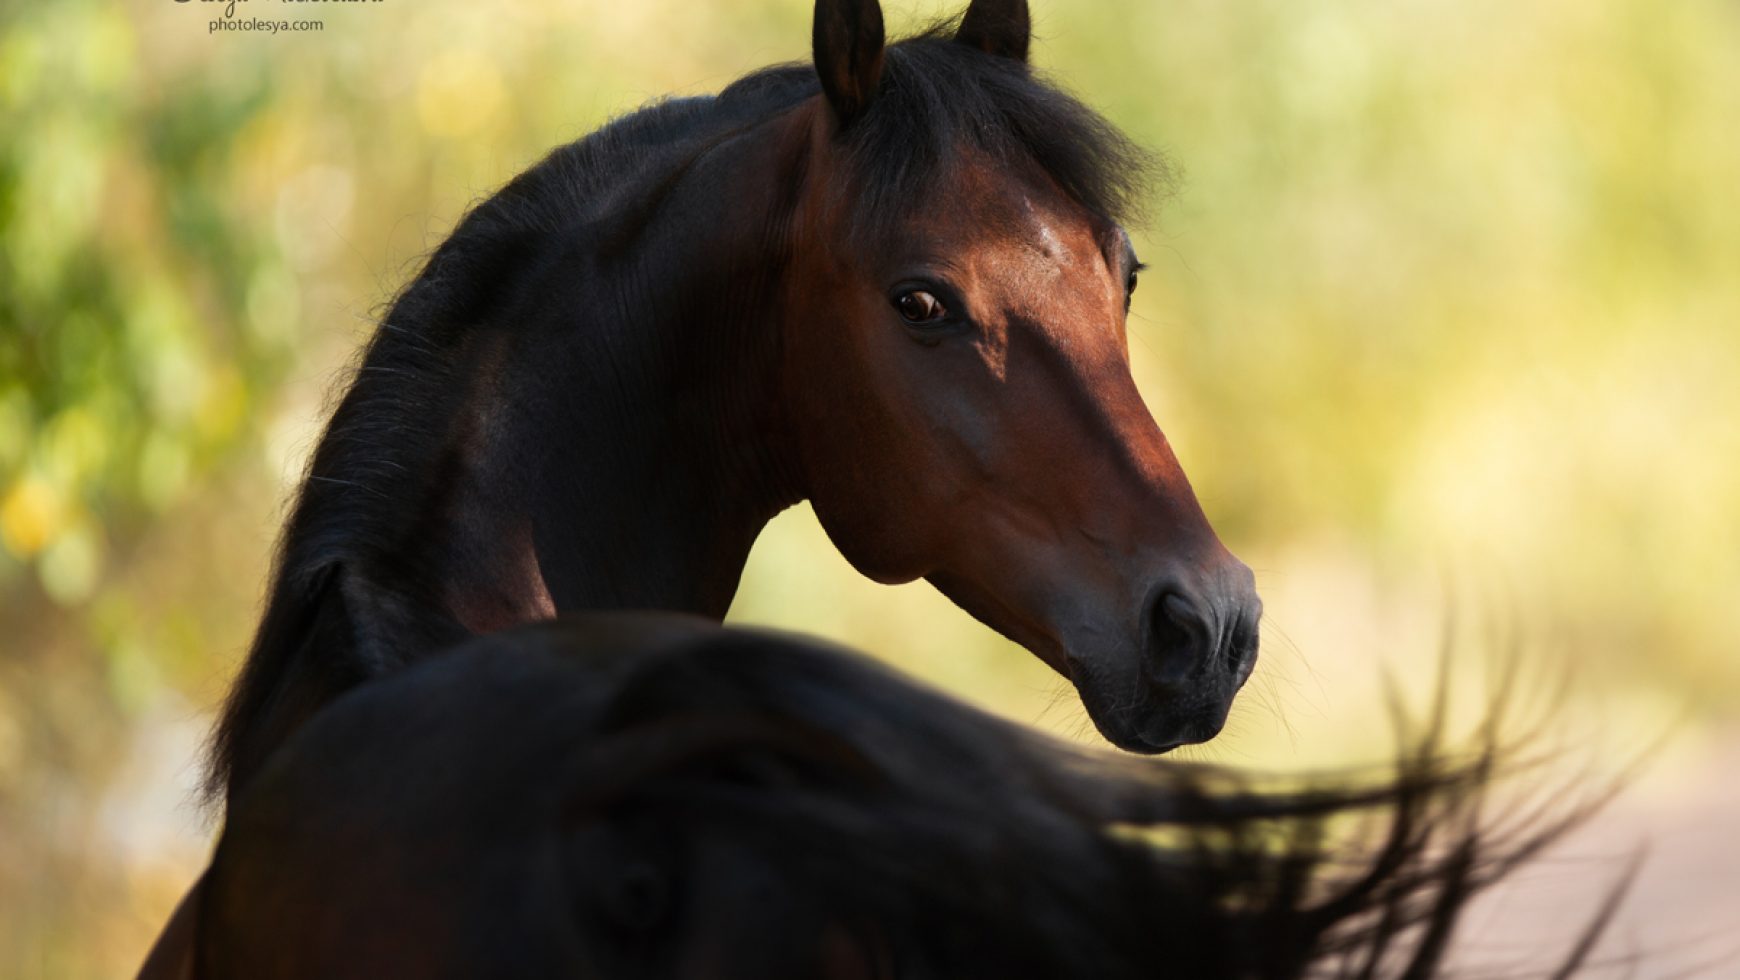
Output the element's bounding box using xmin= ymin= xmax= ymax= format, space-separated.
xmin=1069 ymin=558 xmax=1261 ymax=753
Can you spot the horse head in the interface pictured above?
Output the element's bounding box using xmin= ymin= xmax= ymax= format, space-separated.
xmin=782 ymin=0 xmax=1260 ymax=751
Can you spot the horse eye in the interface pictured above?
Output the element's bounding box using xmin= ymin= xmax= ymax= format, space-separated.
xmin=1126 ymin=270 xmax=1140 ymax=297
xmin=894 ymin=290 xmax=947 ymax=325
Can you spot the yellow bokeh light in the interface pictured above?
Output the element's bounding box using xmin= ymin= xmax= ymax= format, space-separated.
xmin=0 ymin=473 xmax=63 ymax=559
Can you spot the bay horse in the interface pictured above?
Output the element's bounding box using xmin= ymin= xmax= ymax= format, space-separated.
xmin=212 ymin=0 xmax=1260 ymax=802
xmin=147 ymin=617 xmax=1620 ymax=978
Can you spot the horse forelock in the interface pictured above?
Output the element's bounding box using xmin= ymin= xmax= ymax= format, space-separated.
xmin=826 ymin=30 xmax=1170 ymax=243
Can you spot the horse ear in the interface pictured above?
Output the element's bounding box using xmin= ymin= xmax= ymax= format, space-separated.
xmin=955 ymin=0 xmax=1031 ymax=63
xmin=813 ymin=0 xmax=886 ymax=126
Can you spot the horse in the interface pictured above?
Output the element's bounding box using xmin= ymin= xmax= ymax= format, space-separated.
xmin=209 ymin=0 xmax=1263 ymax=803
xmin=144 ymin=615 xmax=1621 ymax=978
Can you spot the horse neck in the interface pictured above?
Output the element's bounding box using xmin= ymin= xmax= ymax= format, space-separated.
xmin=215 ymin=104 xmax=813 ymax=800
xmin=356 ymin=120 xmax=812 ymax=643
xmin=479 ymin=128 xmax=813 ymax=622
xmin=472 ymin=255 xmax=804 ymax=625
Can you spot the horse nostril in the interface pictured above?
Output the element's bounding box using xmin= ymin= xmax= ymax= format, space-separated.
xmin=1149 ymin=591 xmax=1211 ymax=686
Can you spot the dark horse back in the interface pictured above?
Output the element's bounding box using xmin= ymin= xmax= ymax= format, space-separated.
xmin=161 ymin=617 xmax=1621 ymax=978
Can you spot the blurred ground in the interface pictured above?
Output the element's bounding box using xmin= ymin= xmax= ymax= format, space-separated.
xmin=2 ymin=0 xmax=1737 ymax=975
xmin=1457 ymin=729 xmax=1740 ymax=977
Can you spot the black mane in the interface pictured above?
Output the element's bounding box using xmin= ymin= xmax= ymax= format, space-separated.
xmin=837 ymin=30 xmax=1163 ymax=236
xmin=209 ymin=31 xmax=1166 ymax=800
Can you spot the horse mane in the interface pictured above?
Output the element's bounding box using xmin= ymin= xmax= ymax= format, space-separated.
xmin=207 ymin=30 xmax=1170 ymax=801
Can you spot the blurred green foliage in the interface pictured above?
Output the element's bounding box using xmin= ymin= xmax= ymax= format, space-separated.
xmin=1 ymin=0 xmax=1737 ymax=975
xmin=1 ymin=3 xmax=272 ymax=606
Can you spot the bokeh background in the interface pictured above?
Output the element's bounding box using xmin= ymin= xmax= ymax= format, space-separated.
xmin=2 ymin=0 xmax=1736 ymax=974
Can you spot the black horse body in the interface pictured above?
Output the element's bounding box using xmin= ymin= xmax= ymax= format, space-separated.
xmin=148 ymin=616 xmax=1618 ymax=978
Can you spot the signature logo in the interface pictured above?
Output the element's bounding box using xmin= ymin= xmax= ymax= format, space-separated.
xmin=175 ymin=0 xmax=246 ymax=19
